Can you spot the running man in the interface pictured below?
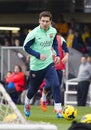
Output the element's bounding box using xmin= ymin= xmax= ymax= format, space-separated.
xmin=23 ymin=11 xmax=62 ymax=118
xmin=40 ymin=34 xmax=69 ymax=117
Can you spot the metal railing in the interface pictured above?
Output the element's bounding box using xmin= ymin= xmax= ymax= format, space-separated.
xmin=0 ymin=46 xmax=27 ymax=80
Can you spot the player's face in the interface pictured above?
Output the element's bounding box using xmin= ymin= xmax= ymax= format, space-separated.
xmin=39 ymin=17 xmax=51 ymax=30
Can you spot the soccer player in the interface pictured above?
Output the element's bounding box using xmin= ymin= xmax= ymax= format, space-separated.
xmin=23 ymin=11 xmax=62 ymax=118
xmin=40 ymin=33 xmax=69 ymax=118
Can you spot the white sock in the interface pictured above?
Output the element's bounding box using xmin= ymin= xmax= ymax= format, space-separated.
xmin=25 ymin=96 xmax=30 ymax=104
xmin=54 ymin=103 xmax=62 ymax=113
xmin=54 ymin=101 xmax=56 ymax=110
xmin=41 ymin=92 xmax=46 ymax=102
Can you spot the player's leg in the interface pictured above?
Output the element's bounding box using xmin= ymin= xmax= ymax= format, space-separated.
xmin=53 ymin=70 xmax=63 ymax=113
xmin=40 ymin=70 xmax=63 ymax=112
xmin=24 ymin=70 xmax=45 ymax=117
xmin=40 ymin=80 xmax=51 ymax=112
xmin=40 ymin=87 xmax=47 ymax=111
xmin=45 ymin=64 xmax=63 ymax=118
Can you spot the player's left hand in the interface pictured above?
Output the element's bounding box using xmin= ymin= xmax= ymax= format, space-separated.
xmin=62 ymin=55 xmax=69 ymax=64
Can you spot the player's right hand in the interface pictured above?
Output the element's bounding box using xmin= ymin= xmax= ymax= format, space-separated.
xmin=40 ymin=54 xmax=46 ymax=61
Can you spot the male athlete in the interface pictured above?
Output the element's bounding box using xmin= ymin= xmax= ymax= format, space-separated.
xmin=23 ymin=11 xmax=62 ymax=118
xmin=40 ymin=34 xmax=69 ymax=118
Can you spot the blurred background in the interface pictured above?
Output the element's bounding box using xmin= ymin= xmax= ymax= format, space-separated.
xmin=0 ymin=0 xmax=91 ymax=45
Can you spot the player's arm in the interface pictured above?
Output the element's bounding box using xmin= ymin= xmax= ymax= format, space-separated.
xmin=23 ymin=39 xmax=46 ymax=61
xmin=52 ymin=36 xmax=60 ymax=64
xmin=52 ymin=36 xmax=59 ymax=56
xmin=23 ymin=38 xmax=40 ymax=59
xmin=61 ymin=37 xmax=69 ymax=53
xmin=62 ymin=38 xmax=69 ymax=63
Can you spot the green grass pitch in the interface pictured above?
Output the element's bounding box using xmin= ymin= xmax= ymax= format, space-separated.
xmin=18 ymin=105 xmax=91 ymax=130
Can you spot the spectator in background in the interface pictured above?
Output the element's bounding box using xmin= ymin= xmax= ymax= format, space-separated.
xmin=11 ymin=38 xmax=21 ymax=46
xmin=14 ymin=38 xmax=21 ymax=46
xmin=5 ymin=65 xmax=26 ymax=103
xmin=3 ymin=37 xmax=10 ymax=46
xmin=72 ymin=30 xmax=87 ymax=53
xmin=66 ymin=28 xmax=74 ymax=48
xmin=81 ymin=25 xmax=90 ymax=46
xmin=85 ymin=32 xmax=91 ymax=55
xmin=68 ymin=18 xmax=76 ymax=31
xmin=14 ymin=31 xmax=23 ymax=46
xmin=87 ymin=55 xmax=91 ymax=64
xmin=1 ymin=71 xmax=12 ymax=86
xmin=5 ymin=71 xmax=12 ymax=78
xmin=55 ymin=14 xmax=69 ymax=38
xmin=77 ymin=55 xmax=91 ymax=106
xmin=68 ymin=18 xmax=82 ymax=33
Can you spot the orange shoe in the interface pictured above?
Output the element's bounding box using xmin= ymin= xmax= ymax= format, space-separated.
xmin=53 ymin=109 xmax=56 ymax=113
xmin=40 ymin=99 xmax=47 ymax=112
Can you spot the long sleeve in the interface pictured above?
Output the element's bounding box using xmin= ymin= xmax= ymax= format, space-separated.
xmin=52 ymin=36 xmax=59 ymax=56
xmin=23 ymin=38 xmax=40 ymax=59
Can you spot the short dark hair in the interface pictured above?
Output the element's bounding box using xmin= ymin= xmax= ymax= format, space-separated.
xmin=39 ymin=11 xmax=52 ymax=20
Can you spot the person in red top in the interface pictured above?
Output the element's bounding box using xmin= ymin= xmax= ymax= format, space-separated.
xmin=5 ymin=65 xmax=26 ymax=103
xmin=54 ymin=34 xmax=67 ymax=80
xmin=40 ymin=34 xmax=69 ymax=118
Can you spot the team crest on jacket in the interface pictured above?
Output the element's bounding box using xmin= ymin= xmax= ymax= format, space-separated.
xmin=50 ymin=34 xmax=53 ymax=38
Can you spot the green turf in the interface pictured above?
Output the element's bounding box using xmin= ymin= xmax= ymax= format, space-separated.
xmin=18 ymin=105 xmax=91 ymax=130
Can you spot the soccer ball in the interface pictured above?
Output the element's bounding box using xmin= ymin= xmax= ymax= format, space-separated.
xmin=3 ymin=113 xmax=18 ymax=123
xmin=62 ymin=105 xmax=78 ymax=120
xmin=81 ymin=114 xmax=91 ymax=123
